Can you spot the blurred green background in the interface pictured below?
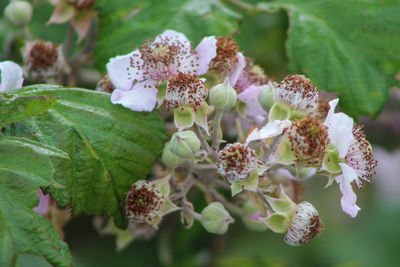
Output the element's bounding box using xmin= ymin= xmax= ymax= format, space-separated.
xmin=2 ymin=1 xmax=399 ymax=266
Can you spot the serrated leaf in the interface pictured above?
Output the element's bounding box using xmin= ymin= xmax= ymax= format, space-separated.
xmin=6 ymin=85 xmax=167 ymax=228
xmin=0 ymin=136 xmax=73 ymax=267
xmin=0 ymin=94 xmax=57 ymax=127
xmin=260 ymin=0 xmax=400 ymax=117
xmin=94 ymin=0 xmax=241 ymax=71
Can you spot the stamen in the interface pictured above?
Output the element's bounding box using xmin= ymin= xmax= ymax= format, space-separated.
xmin=210 ymin=36 xmax=239 ymax=73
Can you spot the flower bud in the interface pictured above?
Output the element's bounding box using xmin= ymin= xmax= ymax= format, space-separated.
xmin=4 ymin=0 xmax=33 ymax=26
xmin=201 ymin=202 xmax=234 ymax=234
xmin=169 ymin=130 xmax=201 ymax=158
xmin=284 ymin=201 xmax=323 ymax=246
xmin=209 ymin=78 xmax=237 ymax=111
xmin=258 ymin=82 xmax=276 ymax=112
xmin=161 ymin=143 xmax=185 ymax=168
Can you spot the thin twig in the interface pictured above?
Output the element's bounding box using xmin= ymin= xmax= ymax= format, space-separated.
xmin=169 ymin=175 xmax=196 ymax=201
xmin=194 ymin=124 xmax=217 ymax=159
xmin=208 ymin=187 xmax=243 ymax=216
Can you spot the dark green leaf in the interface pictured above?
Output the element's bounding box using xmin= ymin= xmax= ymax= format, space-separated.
xmin=0 ymin=93 xmax=57 ymax=127
xmin=0 ymin=136 xmax=73 ymax=267
xmin=7 ymin=85 xmax=167 ymax=228
xmin=94 ymin=0 xmax=241 ymax=71
xmin=258 ymin=0 xmax=400 ymax=117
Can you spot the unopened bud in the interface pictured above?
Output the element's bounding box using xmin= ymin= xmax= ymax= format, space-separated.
xmin=201 ymin=202 xmax=234 ymax=234
xmin=169 ymin=130 xmax=201 ymax=158
xmin=4 ymin=0 xmax=33 ymax=26
xmin=161 ymin=143 xmax=185 ymax=168
xmin=209 ymin=78 xmax=237 ymax=111
xmin=284 ymin=201 xmax=323 ymax=246
xmin=258 ymin=82 xmax=276 ymax=112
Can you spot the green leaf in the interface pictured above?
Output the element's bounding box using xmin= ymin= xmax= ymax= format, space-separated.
xmin=94 ymin=0 xmax=241 ymax=71
xmin=5 ymin=85 xmax=167 ymax=228
xmin=0 ymin=136 xmax=73 ymax=267
xmin=259 ymin=0 xmax=400 ymax=117
xmin=0 ymin=93 xmax=57 ymax=127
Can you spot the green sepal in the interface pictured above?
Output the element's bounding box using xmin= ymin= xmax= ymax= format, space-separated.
xmin=269 ymin=102 xmax=290 ymax=121
xmin=289 ymin=109 xmax=307 ymax=121
xmin=265 ymin=186 xmax=297 ymax=215
xmin=230 ymin=171 xmax=259 ymax=196
xmin=156 ymin=82 xmax=167 ymax=108
xmin=174 ymin=106 xmax=195 ymax=131
xmin=194 ymin=101 xmax=211 ymax=135
xmin=274 ymin=138 xmax=296 ymax=165
xmin=322 ymin=145 xmax=344 ymax=174
xmin=263 ymin=213 xmax=290 ymax=233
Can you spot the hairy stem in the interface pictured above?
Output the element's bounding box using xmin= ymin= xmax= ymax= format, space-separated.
xmin=209 ymin=187 xmax=243 ymax=216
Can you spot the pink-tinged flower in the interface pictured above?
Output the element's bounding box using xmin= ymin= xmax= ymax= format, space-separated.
xmin=209 ymin=36 xmax=245 ymax=86
xmin=237 ymin=85 xmax=267 ymax=124
xmin=107 ymin=30 xmax=217 ymax=112
xmin=323 ymin=99 xmax=377 ymax=217
xmin=48 ymin=0 xmax=96 ymax=42
xmin=235 ymin=57 xmax=268 ymax=93
xmin=0 ymin=61 xmax=24 ymax=92
xmin=277 ymin=74 xmax=319 ymax=112
xmin=34 ymin=188 xmax=51 ymax=215
xmin=246 ymin=119 xmax=292 ymax=144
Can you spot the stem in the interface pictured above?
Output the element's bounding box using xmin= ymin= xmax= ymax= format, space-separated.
xmin=183 ymin=205 xmax=202 ymax=221
xmin=211 ymin=110 xmax=224 ymax=152
xmin=184 ymin=160 xmax=217 ymax=172
xmin=169 ymin=175 xmax=196 ymax=201
xmin=194 ymin=124 xmax=217 ymax=159
xmin=256 ymin=188 xmax=272 ymax=210
xmin=63 ymin=23 xmax=74 ymax=60
xmin=209 ymin=187 xmax=243 ymax=216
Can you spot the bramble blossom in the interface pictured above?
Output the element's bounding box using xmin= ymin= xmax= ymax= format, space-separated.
xmin=0 ymin=61 xmax=24 ymax=92
xmin=323 ymin=99 xmax=377 ymax=217
xmin=107 ymin=30 xmax=217 ymax=112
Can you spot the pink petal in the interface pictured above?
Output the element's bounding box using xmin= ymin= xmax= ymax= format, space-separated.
xmin=246 ymin=120 xmax=291 ymax=143
xmin=238 ymin=85 xmax=267 ymax=123
xmin=34 ymin=189 xmax=50 ymax=215
xmin=337 ymin=163 xmax=360 ymax=217
xmin=229 ymin=52 xmax=245 ymax=86
xmin=47 ymin=1 xmax=75 ymax=25
xmin=324 ymin=98 xmax=355 ymax=158
xmin=195 ymin=36 xmax=217 ymax=75
xmin=107 ymin=50 xmax=144 ymax=91
xmin=71 ymin=9 xmax=93 ymax=43
xmin=155 ymin=30 xmax=191 ymax=52
xmin=111 ymin=80 xmax=158 ymax=112
xmin=0 ymin=61 xmax=24 ymax=92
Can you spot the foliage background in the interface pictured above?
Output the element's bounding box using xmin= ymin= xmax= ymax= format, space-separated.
xmin=1 ymin=0 xmax=399 ymax=266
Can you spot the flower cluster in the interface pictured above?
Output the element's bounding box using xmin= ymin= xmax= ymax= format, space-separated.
xmin=105 ymin=30 xmax=377 ymax=247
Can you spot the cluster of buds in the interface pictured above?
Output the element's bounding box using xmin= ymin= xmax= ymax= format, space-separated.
xmin=104 ymin=30 xmax=377 ymax=247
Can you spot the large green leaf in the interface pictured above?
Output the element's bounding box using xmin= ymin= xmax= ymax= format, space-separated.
xmin=6 ymin=85 xmax=167 ymax=228
xmin=94 ymin=0 xmax=241 ymax=71
xmin=258 ymin=0 xmax=400 ymax=117
xmin=0 ymin=94 xmax=57 ymax=127
xmin=0 ymin=136 xmax=73 ymax=267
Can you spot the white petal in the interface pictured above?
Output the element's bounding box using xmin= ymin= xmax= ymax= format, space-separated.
xmin=337 ymin=163 xmax=360 ymax=217
xmin=246 ymin=120 xmax=291 ymax=143
xmin=106 ymin=50 xmax=144 ymax=91
xmin=155 ymin=30 xmax=191 ymax=52
xmin=195 ymin=36 xmax=217 ymax=75
xmin=111 ymin=80 xmax=158 ymax=112
xmin=229 ymin=52 xmax=245 ymax=86
xmin=324 ymin=98 xmax=355 ymax=158
xmin=0 ymin=61 xmax=24 ymax=92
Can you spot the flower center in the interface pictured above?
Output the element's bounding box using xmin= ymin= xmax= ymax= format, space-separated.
xmin=277 ymin=74 xmax=318 ymax=112
xmin=126 ymin=182 xmax=164 ymax=221
xmin=164 ymin=72 xmax=207 ymax=111
xmin=28 ymin=40 xmax=58 ymax=71
xmin=217 ymin=143 xmax=262 ymax=183
xmin=210 ymin=36 xmax=239 ymax=73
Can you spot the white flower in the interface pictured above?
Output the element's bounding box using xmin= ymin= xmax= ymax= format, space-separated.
xmin=107 ymin=30 xmax=217 ymax=112
xmin=0 ymin=61 xmax=24 ymax=92
xmin=246 ymin=119 xmax=292 ymax=144
xmin=324 ymin=99 xmax=377 ymax=217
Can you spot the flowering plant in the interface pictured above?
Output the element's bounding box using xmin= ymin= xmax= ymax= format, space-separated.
xmin=0 ymin=0 xmax=397 ymax=265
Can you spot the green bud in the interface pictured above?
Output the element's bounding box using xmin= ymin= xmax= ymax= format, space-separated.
xmin=258 ymin=83 xmax=275 ymax=112
xmin=201 ymin=202 xmax=234 ymax=234
xmin=161 ymin=143 xmax=185 ymax=168
xmin=4 ymin=0 xmax=33 ymax=26
xmin=269 ymin=102 xmax=290 ymax=121
xmin=209 ymin=78 xmax=237 ymax=111
xmin=169 ymin=130 xmax=201 ymax=158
